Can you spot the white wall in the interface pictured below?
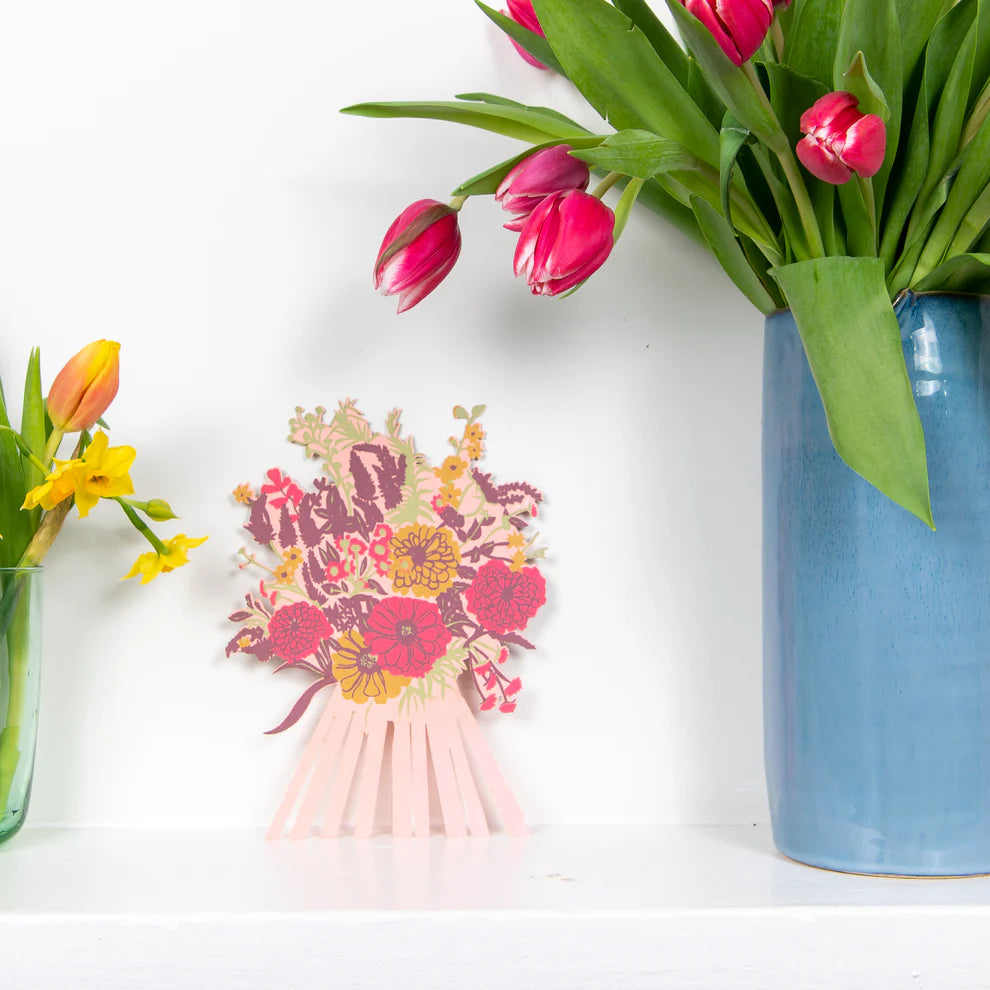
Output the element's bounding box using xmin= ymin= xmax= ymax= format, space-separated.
xmin=0 ymin=0 xmax=765 ymax=828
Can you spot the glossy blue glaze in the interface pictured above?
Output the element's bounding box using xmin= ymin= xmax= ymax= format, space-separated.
xmin=763 ymin=293 xmax=990 ymax=875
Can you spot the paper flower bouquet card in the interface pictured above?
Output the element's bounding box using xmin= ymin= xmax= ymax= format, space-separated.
xmin=227 ymin=401 xmax=546 ymax=838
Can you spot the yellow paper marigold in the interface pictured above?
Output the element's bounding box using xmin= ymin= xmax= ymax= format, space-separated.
xmin=437 ymin=483 xmax=461 ymax=507
xmin=282 ymin=546 xmax=304 ymax=567
xmin=434 ymin=455 xmax=467 ymax=483
xmin=509 ymin=549 xmax=527 ymax=572
xmin=388 ymin=523 xmax=461 ymax=597
xmin=463 ymin=422 xmax=484 ymax=443
xmin=273 ymin=562 xmax=296 ymax=583
xmin=507 ymin=530 xmax=526 ymax=549
xmin=233 ymin=484 xmax=255 ymax=504
xmin=465 ymin=441 xmax=484 ymax=461
xmin=332 ymin=629 xmax=410 ymax=704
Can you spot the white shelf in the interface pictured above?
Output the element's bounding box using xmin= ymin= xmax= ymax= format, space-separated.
xmin=3 ymin=824 xmax=990 ymax=988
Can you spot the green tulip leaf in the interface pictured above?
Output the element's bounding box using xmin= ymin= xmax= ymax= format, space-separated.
xmin=896 ymin=0 xmax=952 ymax=91
xmin=611 ymin=0 xmax=689 ymax=85
xmin=784 ymin=0 xmax=847 ymax=90
xmin=474 ymin=3 xmax=563 ymax=75
xmin=569 ymin=130 xmax=700 ymax=179
xmin=0 ymin=401 xmax=28 ymax=569
xmin=773 ymin=257 xmax=933 ymax=528
xmin=19 ymin=349 xmax=45 ymax=535
xmin=691 ymin=196 xmax=777 ymax=314
xmin=454 ymin=93 xmax=591 ymax=132
xmin=719 ymin=114 xmax=750 ymax=233
xmin=532 ymin=0 xmax=721 ymax=167
xmin=840 ymin=51 xmax=891 ymax=122
xmin=911 ymin=252 xmax=990 ymax=292
xmin=834 ymin=0 xmax=901 ymax=208
xmin=339 ymin=100 xmax=589 ymax=145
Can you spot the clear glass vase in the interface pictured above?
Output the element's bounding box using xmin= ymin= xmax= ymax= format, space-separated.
xmin=0 ymin=566 xmax=42 ymax=844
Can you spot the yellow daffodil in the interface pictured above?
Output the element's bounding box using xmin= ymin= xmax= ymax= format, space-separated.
xmin=22 ymin=458 xmax=85 ymax=511
xmin=72 ymin=431 xmax=136 ymax=517
xmin=123 ymin=533 xmax=208 ymax=584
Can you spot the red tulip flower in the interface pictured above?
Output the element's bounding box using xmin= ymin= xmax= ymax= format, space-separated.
xmin=796 ymin=92 xmax=887 ymax=185
xmin=513 ymin=190 xmax=615 ymax=296
xmin=47 ymin=339 xmax=120 ymax=432
xmin=680 ymin=0 xmax=775 ymax=67
xmin=495 ymin=145 xmax=590 ymax=231
xmin=374 ymin=199 xmax=462 ymax=313
xmin=502 ymin=0 xmax=548 ymax=70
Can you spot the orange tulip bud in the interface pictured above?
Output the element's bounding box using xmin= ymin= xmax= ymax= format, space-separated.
xmin=46 ymin=340 xmax=120 ymax=432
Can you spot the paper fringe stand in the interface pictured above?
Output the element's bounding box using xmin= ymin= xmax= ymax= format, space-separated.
xmin=227 ymin=401 xmax=547 ymax=838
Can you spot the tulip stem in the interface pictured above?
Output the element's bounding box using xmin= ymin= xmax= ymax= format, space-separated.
xmin=857 ymin=175 xmax=877 ymax=254
xmin=448 ymin=195 xmax=468 ymax=211
xmin=41 ymin=429 xmax=64 ymax=471
xmin=770 ymin=20 xmax=785 ymax=62
xmin=591 ymin=172 xmax=623 ymax=199
xmin=742 ymin=62 xmax=825 ymax=259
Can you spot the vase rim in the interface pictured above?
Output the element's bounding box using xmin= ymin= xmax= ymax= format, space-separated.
xmin=0 ymin=566 xmax=43 ymax=573
xmin=766 ymin=288 xmax=990 ymax=319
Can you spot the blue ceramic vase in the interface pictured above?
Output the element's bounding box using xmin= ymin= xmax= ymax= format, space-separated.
xmin=763 ymin=292 xmax=990 ymax=876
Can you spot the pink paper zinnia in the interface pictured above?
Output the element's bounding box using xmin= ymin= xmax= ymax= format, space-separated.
xmin=465 ymin=560 xmax=546 ymax=634
xmin=365 ymin=596 xmax=453 ymax=678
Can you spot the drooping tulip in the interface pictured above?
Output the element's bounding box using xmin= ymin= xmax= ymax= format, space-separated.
xmin=495 ymin=145 xmax=591 ymax=231
xmin=502 ymin=0 xmax=549 ymax=70
xmin=374 ymin=199 xmax=462 ymax=313
xmin=796 ymin=91 xmax=887 ymax=185
xmin=513 ymin=190 xmax=615 ymax=297
xmin=680 ymin=0 xmax=775 ymax=67
xmin=46 ymin=339 xmax=120 ymax=432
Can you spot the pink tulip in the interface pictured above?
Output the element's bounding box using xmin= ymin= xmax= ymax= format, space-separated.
xmin=495 ymin=146 xmax=591 ymax=231
xmin=513 ymin=190 xmax=615 ymax=297
xmin=680 ymin=0 xmax=775 ymax=66
xmin=502 ymin=0 xmax=549 ymax=70
xmin=374 ymin=199 xmax=462 ymax=313
xmin=796 ymin=91 xmax=887 ymax=185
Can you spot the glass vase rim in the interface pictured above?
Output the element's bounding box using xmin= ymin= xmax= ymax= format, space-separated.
xmin=765 ymin=289 xmax=990 ymax=320
xmin=0 ymin=565 xmax=43 ymax=574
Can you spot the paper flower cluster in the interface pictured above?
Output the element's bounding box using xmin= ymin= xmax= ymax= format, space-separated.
xmin=228 ymin=401 xmax=547 ymax=733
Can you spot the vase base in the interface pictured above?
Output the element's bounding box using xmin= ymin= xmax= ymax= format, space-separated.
xmin=776 ymin=846 xmax=990 ymax=879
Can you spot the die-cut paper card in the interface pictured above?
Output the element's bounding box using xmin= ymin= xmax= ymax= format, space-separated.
xmin=227 ymin=400 xmax=547 ymax=838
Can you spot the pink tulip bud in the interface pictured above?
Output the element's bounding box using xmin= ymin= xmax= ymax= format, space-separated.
xmin=47 ymin=339 xmax=120 ymax=432
xmin=374 ymin=199 xmax=462 ymax=313
xmin=796 ymin=91 xmax=887 ymax=185
xmin=502 ymin=0 xmax=549 ymax=70
xmin=680 ymin=0 xmax=775 ymax=67
xmin=513 ymin=190 xmax=615 ymax=297
xmin=495 ymin=146 xmax=591 ymax=232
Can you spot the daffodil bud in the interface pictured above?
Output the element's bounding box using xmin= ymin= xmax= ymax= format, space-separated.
xmin=144 ymin=499 xmax=178 ymax=522
xmin=47 ymin=340 xmax=120 ymax=432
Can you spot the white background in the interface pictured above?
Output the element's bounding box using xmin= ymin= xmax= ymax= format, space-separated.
xmin=0 ymin=0 xmax=763 ymax=829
